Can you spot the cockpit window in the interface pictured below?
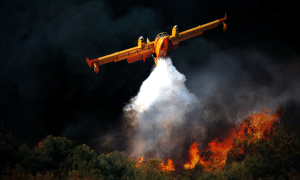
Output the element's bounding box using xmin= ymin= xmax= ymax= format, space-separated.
xmin=155 ymin=32 xmax=169 ymax=41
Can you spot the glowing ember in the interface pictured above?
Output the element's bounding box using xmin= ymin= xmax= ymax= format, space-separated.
xmin=136 ymin=156 xmax=144 ymax=167
xmin=34 ymin=141 xmax=43 ymax=149
xmin=158 ymin=159 xmax=175 ymax=172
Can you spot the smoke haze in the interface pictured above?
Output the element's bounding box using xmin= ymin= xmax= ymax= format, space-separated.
xmin=123 ymin=48 xmax=300 ymax=163
xmin=124 ymin=57 xmax=198 ymax=159
xmin=1 ymin=0 xmax=300 ymax=157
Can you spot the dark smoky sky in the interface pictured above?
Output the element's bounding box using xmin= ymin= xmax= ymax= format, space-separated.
xmin=0 ymin=0 xmax=299 ymax=153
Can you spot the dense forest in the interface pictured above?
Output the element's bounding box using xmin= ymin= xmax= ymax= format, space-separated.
xmin=1 ymin=100 xmax=300 ymax=180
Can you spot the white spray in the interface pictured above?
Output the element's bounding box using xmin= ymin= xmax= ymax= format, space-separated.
xmin=124 ymin=57 xmax=199 ymax=158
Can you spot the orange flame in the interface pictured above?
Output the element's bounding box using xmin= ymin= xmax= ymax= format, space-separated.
xmin=158 ymin=158 xmax=175 ymax=172
xmin=136 ymin=155 xmax=144 ymax=167
xmin=136 ymin=109 xmax=278 ymax=172
xmin=184 ymin=142 xmax=203 ymax=169
xmin=206 ymin=132 xmax=236 ymax=171
xmin=248 ymin=109 xmax=278 ymax=140
xmin=184 ymin=109 xmax=279 ymax=171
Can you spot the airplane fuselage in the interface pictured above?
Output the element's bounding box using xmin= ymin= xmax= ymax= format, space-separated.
xmin=153 ymin=35 xmax=174 ymax=65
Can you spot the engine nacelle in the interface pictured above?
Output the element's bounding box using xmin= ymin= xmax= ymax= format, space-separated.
xmin=172 ymin=25 xmax=179 ymax=37
xmin=138 ymin=36 xmax=145 ymax=48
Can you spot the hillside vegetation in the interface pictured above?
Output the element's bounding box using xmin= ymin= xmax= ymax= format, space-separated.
xmin=1 ymin=117 xmax=300 ymax=180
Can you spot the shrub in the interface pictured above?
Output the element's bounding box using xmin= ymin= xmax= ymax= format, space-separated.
xmin=16 ymin=143 xmax=53 ymax=176
xmin=71 ymin=144 xmax=103 ymax=179
xmin=32 ymin=135 xmax=76 ymax=176
xmin=0 ymin=121 xmax=17 ymax=172
xmin=1 ymin=163 xmax=31 ymax=180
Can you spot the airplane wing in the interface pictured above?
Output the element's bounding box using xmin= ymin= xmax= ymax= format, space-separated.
xmin=170 ymin=14 xmax=227 ymax=45
xmin=86 ymin=39 xmax=155 ymax=74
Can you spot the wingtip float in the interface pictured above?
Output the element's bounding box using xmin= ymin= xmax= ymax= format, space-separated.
xmin=86 ymin=13 xmax=227 ymax=74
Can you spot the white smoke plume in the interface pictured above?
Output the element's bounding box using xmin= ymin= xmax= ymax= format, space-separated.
xmin=124 ymin=57 xmax=199 ymax=158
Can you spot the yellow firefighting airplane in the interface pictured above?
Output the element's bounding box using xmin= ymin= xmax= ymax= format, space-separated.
xmin=86 ymin=14 xmax=227 ymax=74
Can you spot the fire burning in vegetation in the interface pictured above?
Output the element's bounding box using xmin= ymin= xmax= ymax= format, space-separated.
xmin=185 ymin=108 xmax=279 ymax=171
xmin=183 ymin=109 xmax=279 ymax=171
xmin=135 ymin=108 xmax=279 ymax=172
xmin=135 ymin=155 xmax=175 ymax=172
xmin=184 ymin=142 xmax=201 ymax=169
xmin=136 ymin=156 xmax=144 ymax=167
xmin=158 ymin=159 xmax=175 ymax=172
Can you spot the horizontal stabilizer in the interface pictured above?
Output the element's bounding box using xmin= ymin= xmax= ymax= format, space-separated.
xmin=86 ymin=57 xmax=92 ymax=68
